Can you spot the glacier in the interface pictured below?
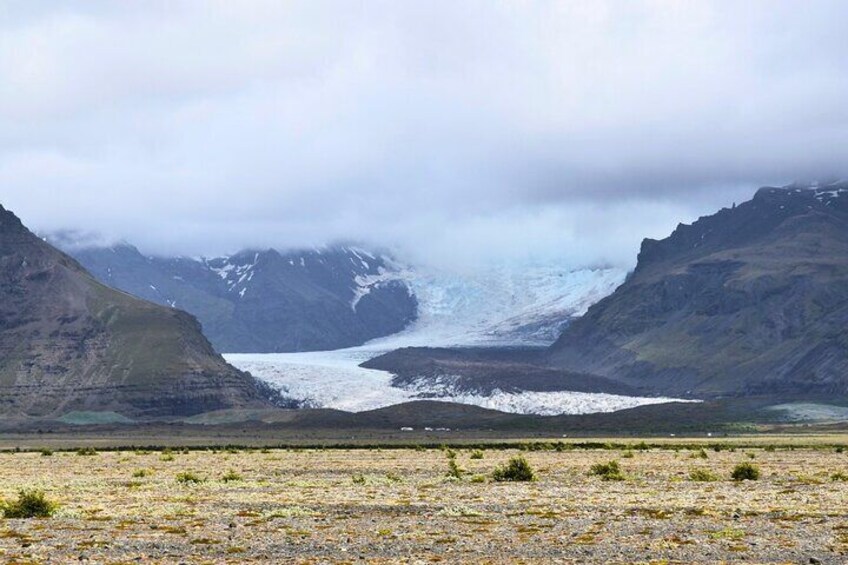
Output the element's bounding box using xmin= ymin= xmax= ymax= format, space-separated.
xmin=225 ymin=262 xmax=697 ymax=415
xmin=226 ymin=348 xmax=692 ymax=415
xmin=368 ymin=263 xmax=627 ymax=347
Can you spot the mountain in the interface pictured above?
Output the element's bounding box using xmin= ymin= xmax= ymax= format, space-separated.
xmin=548 ymin=182 xmax=848 ymax=399
xmin=59 ymin=244 xmax=418 ymax=353
xmin=59 ymin=236 xmax=625 ymax=354
xmin=0 ymin=204 xmax=284 ymax=418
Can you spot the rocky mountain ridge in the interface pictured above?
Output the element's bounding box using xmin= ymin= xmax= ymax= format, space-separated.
xmin=548 ymin=181 xmax=848 ymax=398
xmin=0 ymin=204 xmax=285 ymax=418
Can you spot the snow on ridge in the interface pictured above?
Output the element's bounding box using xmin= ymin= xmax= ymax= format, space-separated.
xmin=350 ymin=266 xmax=409 ymax=311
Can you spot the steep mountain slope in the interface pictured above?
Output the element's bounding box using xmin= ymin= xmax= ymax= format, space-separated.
xmin=0 ymin=205 xmax=283 ymax=418
xmin=63 ymin=245 xmax=417 ymax=353
xmin=548 ymin=182 xmax=848 ymax=398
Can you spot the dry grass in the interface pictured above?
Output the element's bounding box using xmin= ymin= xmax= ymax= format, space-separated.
xmin=0 ymin=444 xmax=843 ymax=562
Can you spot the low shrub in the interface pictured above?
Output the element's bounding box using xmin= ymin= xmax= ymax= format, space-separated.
xmin=175 ymin=472 xmax=205 ymax=485
xmin=588 ymin=460 xmax=625 ymax=481
xmin=731 ymin=462 xmax=760 ymax=481
xmin=690 ymin=449 xmax=708 ymax=460
xmin=2 ymin=489 xmax=57 ymax=519
xmin=76 ymin=447 xmax=97 ymax=456
xmin=39 ymin=448 xmax=53 ymax=457
xmin=470 ymin=450 xmax=484 ymax=460
xmin=446 ymin=459 xmax=464 ymax=479
xmin=492 ymin=456 xmax=535 ymax=482
xmin=689 ymin=468 xmax=719 ymax=482
xmin=221 ymin=470 xmax=243 ymax=482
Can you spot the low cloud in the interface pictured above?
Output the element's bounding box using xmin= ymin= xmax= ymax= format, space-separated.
xmin=2 ymin=1 xmax=846 ymax=269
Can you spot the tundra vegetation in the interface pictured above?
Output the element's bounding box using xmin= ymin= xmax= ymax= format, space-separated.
xmin=0 ymin=438 xmax=842 ymax=562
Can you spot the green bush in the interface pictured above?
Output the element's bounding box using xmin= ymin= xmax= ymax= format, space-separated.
xmin=2 ymin=489 xmax=57 ymax=519
xmin=689 ymin=468 xmax=719 ymax=482
xmin=588 ymin=460 xmax=625 ymax=481
xmin=39 ymin=448 xmax=53 ymax=457
xmin=221 ymin=470 xmax=243 ymax=482
xmin=470 ymin=450 xmax=484 ymax=460
xmin=76 ymin=447 xmax=97 ymax=456
xmin=690 ymin=449 xmax=708 ymax=460
xmin=175 ymin=472 xmax=205 ymax=485
xmin=731 ymin=462 xmax=760 ymax=481
xmin=446 ymin=459 xmax=464 ymax=479
xmin=830 ymin=471 xmax=848 ymax=482
xmin=132 ymin=469 xmax=151 ymax=478
xmin=492 ymin=456 xmax=535 ymax=482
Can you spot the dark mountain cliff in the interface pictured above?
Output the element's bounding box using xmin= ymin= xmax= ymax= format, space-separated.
xmin=548 ymin=182 xmax=848 ymax=398
xmin=0 ymin=205 xmax=283 ymax=418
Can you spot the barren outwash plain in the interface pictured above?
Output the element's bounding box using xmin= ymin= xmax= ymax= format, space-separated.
xmin=0 ymin=437 xmax=844 ymax=564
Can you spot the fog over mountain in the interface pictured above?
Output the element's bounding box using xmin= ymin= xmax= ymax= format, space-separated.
xmin=2 ymin=1 xmax=848 ymax=270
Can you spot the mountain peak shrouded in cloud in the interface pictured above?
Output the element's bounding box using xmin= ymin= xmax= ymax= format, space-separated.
xmin=2 ymin=1 xmax=848 ymax=271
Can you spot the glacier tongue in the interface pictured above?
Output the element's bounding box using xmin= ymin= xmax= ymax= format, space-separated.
xmin=225 ymin=263 xmax=697 ymax=416
xmin=225 ymin=349 xmax=693 ymax=415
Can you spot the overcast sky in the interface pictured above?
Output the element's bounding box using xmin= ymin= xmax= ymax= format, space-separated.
xmin=2 ymin=1 xmax=847 ymax=270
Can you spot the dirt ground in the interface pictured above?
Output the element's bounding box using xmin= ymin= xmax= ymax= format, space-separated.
xmin=0 ymin=443 xmax=845 ymax=564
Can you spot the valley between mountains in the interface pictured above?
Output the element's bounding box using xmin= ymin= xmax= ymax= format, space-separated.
xmin=4 ymin=181 xmax=848 ymax=428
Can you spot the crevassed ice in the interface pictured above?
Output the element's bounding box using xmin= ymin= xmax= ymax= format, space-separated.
xmin=226 ymin=349 xmax=695 ymax=416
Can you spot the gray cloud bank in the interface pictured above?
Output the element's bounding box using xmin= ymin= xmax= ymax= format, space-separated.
xmin=1 ymin=1 xmax=847 ymax=270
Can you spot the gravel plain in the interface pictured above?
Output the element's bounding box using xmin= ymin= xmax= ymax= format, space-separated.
xmin=0 ymin=444 xmax=845 ymax=564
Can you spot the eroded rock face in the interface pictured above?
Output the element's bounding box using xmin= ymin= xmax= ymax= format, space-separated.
xmin=548 ymin=182 xmax=848 ymax=399
xmin=0 ymin=204 xmax=286 ymax=418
